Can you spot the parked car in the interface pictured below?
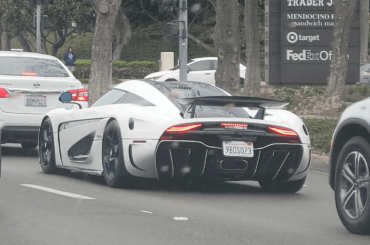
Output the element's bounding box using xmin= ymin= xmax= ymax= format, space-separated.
xmin=360 ymin=63 xmax=370 ymax=84
xmin=329 ymin=97 xmax=370 ymax=234
xmin=0 ymin=51 xmax=88 ymax=148
xmin=145 ymin=57 xmax=246 ymax=85
xmin=39 ymin=80 xmax=310 ymax=191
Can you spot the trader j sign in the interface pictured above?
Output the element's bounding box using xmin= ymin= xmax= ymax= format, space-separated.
xmin=286 ymin=0 xmax=333 ymax=7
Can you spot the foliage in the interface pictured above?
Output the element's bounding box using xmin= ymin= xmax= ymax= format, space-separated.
xmin=299 ymin=86 xmax=326 ymax=99
xmin=72 ymin=60 xmax=158 ymax=80
xmin=0 ymin=0 xmax=94 ymax=55
xmin=74 ymin=59 xmax=157 ymax=69
xmin=348 ymin=83 xmax=370 ymax=95
xmin=274 ymin=87 xmax=296 ymax=102
xmin=302 ymin=118 xmax=338 ymax=153
xmin=345 ymin=83 xmax=370 ymax=103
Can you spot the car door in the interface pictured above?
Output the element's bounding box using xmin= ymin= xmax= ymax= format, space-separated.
xmin=58 ymin=89 xmax=128 ymax=169
xmin=187 ymin=60 xmax=216 ymax=85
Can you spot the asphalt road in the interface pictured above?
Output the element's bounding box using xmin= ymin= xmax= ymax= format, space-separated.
xmin=0 ymin=145 xmax=369 ymax=245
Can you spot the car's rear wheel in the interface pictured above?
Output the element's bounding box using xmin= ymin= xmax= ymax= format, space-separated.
xmin=39 ymin=118 xmax=56 ymax=174
xmin=21 ymin=142 xmax=38 ymax=149
xmin=259 ymin=177 xmax=306 ymax=193
xmin=335 ymin=136 xmax=370 ymax=234
xmin=102 ymin=120 xmax=129 ymax=188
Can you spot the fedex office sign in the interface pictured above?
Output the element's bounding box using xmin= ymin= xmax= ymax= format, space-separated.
xmin=286 ymin=49 xmax=333 ymax=61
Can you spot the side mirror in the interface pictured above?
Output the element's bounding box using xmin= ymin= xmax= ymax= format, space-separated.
xmin=59 ymin=92 xmax=72 ymax=103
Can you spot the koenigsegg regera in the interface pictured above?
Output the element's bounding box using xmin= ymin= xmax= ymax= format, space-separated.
xmin=39 ymin=80 xmax=311 ymax=192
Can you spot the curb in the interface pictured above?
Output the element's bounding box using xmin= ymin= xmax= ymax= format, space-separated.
xmin=310 ymin=154 xmax=329 ymax=173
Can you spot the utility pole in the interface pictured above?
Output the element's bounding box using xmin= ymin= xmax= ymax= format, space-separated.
xmin=36 ymin=3 xmax=41 ymax=53
xmin=163 ymin=0 xmax=188 ymax=82
xmin=178 ymin=0 xmax=188 ymax=82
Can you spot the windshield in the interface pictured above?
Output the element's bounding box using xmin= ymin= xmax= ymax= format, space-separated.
xmin=0 ymin=57 xmax=69 ymax=77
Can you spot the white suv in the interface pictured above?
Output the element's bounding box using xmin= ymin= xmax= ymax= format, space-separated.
xmin=145 ymin=57 xmax=247 ymax=85
xmin=0 ymin=51 xmax=88 ymax=148
xmin=329 ymin=97 xmax=370 ymax=234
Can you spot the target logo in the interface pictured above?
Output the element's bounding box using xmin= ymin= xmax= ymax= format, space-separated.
xmin=287 ymin=32 xmax=299 ymax=43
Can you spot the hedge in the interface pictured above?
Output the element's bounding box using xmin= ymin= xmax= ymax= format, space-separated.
xmin=72 ymin=59 xmax=158 ymax=80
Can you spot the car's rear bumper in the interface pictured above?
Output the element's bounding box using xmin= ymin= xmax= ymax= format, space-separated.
xmin=155 ymin=140 xmax=311 ymax=182
xmin=0 ymin=103 xmax=88 ymax=144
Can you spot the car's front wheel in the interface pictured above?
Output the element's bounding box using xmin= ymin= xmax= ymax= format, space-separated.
xmin=335 ymin=136 xmax=370 ymax=235
xmin=102 ymin=120 xmax=129 ymax=188
xmin=39 ymin=118 xmax=56 ymax=174
xmin=259 ymin=177 xmax=306 ymax=193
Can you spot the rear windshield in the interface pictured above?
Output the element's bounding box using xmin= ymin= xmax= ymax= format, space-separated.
xmin=0 ymin=57 xmax=69 ymax=77
xmin=146 ymin=81 xmax=250 ymax=118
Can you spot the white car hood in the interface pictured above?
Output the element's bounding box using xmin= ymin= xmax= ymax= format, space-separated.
xmin=145 ymin=70 xmax=175 ymax=79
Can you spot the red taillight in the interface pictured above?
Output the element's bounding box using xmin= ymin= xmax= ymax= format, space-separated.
xmin=221 ymin=123 xmax=248 ymax=128
xmin=0 ymin=88 xmax=9 ymax=98
xmin=68 ymin=88 xmax=88 ymax=102
xmin=166 ymin=124 xmax=202 ymax=132
xmin=22 ymin=72 xmax=37 ymax=76
xmin=268 ymin=126 xmax=298 ymax=136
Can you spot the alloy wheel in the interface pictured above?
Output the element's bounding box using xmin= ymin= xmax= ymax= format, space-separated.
xmin=339 ymin=151 xmax=370 ymax=219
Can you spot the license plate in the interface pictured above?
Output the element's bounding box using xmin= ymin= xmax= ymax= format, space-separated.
xmin=25 ymin=94 xmax=47 ymax=107
xmin=223 ymin=141 xmax=254 ymax=157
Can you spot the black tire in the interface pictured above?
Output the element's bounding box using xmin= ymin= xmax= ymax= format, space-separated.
xmin=335 ymin=136 xmax=370 ymax=235
xmin=38 ymin=118 xmax=56 ymax=174
xmin=21 ymin=142 xmax=38 ymax=149
xmin=259 ymin=177 xmax=306 ymax=193
xmin=165 ymin=78 xmax=177 ymax=82
xmin=102 ymin=120 xmax=129 ymax=188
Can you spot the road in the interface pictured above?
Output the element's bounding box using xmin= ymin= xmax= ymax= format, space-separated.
xmin=0 ymin=145 xmax=369 ymax=245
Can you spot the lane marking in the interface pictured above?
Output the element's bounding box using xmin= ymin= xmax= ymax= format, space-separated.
xmin=173 ymin=217 xmax=189 ymax=221
xmin=21 ymin=184 xmax=95 ymax=200
xmin=140 ymin=210 xmax=153 ymax=214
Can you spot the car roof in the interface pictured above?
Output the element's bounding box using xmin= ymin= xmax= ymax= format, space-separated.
xmin=0 ymin=51 xmax=58 ymax=60
xmin=191 ymin=57 xmax=217 ymax=61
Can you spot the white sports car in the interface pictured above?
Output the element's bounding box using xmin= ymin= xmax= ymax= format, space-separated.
xmin=39 ymin=80 xmax=311 ymax=192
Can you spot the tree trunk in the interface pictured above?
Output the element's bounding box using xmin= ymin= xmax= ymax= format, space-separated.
xmin=360 ymin=0 xmax=369 ymax=63
xmin=1 ymin=22 xmax=11 ymax=51
xmin=112 ymin=8 xmax=131 ymax=61
xmin=214 ymin=0 xmax=240 ymax=95
xmin=89 ymin=0 xmax=122 ymax=104
xmin=0 ymin=21 xmax=2 ymax=50
xmin=244 ymin=0 xmax=261 ymax=97
xmin=323 ymin=0 xmax=358 ymax=100
xmin=16 ymin=35 xmax=31 ymax=52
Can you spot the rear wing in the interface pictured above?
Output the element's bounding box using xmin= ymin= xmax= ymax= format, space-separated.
xmin=177 ymin=96 xmax=289 ymax=120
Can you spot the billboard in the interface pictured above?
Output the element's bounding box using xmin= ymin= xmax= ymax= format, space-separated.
xmin=265 ymin=0 xmax=360 ymax=86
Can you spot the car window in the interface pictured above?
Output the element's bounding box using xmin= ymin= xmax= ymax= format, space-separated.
xmin=118 ymin=92 xmax=154 ymax=106
xmin=0 ymin=57 xmax=69 ymax=77
xmin=210 ymin=60 xmax=218 ymax=70
xmin=90 ymin=89 xmax=127 ymax=107
xmin=188 ymin=60 xmax=212 ymax=71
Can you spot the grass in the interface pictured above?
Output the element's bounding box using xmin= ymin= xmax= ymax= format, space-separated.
xmin=302 ymin=118 xmax=338 ymax=154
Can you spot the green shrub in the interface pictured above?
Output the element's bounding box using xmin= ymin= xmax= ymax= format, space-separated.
xmin=274 ymin=87 xmax=296 ymax=102
xmin=348 ymin=83 xmax=370 ymax=95
xmin=302 ymin=118 xmax=338 ymax=153
xmin=299 ymin=86 xmax=325 ymax=98
xmin=72 ymin=59 xmax=158 ymax=80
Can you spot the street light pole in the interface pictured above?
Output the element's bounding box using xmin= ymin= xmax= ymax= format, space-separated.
xmin=36 ymin=4 xmax=41 ymax=53
xmin=179 ymin=0 xmax=188 ymax=82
